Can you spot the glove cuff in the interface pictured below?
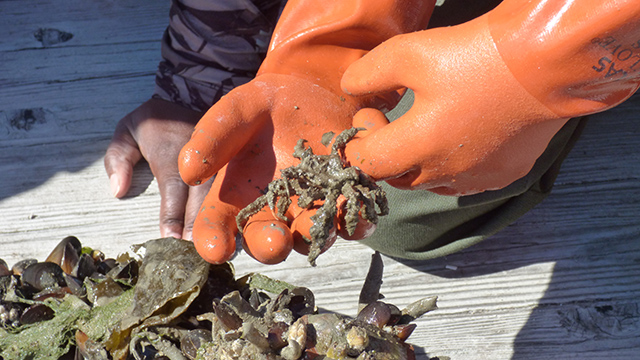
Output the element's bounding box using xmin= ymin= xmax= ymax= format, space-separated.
xmin=488 ymin=0 xmax=640 ymax=117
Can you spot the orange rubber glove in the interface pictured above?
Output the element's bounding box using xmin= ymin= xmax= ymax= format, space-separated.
xmin=179 ymin=0 xmax=435 ymax=264
xmin=342 ymin=0 xmax=640 ymax=196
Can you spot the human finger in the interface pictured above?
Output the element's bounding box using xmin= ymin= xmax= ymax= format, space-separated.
xmin=182 ymin=177 xmax=214 ymax=240
xmin=103 ymin=119 xmax=143 ymax=198
xmin=156 ymin=173 xmax=190 ymax=239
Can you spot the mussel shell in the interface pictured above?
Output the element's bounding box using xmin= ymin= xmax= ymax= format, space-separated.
xmin=96 ymin=258 xmax=117 ymax=275
xmin=20 ymin=303 xmax=55 ymax=324
xmin=21 ymin=262 xmax=67 ymax=291
xmin=85 ymin=277 xmax=124 ymax=306
xmin=180 ymin=329 xmax=212 ymax=360
xmin=72 ymin=253 xmax=97 ymax=280
xmin=267 ymin=321 xmax=289 ymax=350
xmin=11 ymin=258 xmax=37 ymax=276
xmin=105 ymin=258 xmax=138 ymax=283
xmin=0 ymin=259 xmax=11 ymax=277
xmin=268 ymin=287 xmax=315 ymax=321
xmin=31 ymin=286 xmax=73 ymax=302
xmin=243 ymin=321 xmax=271 ymax=350
xmin=45 ymin=236 xmax=82 ymax=274
xmin=391 ymin=323 xmax=417 ymax=341
xmin=398 ymin=296 xmax=438 ymax=324
xmin=247 ymin=288 xmax=271 ymax=311
xmin=64 ymin=273 xmax=87 ymax=298
xmin=213 ymin=300 xmax=243 ymax=331
xmin=356 ymin=301 xmax=401 ymax=328
xmin=0 ymin=301 xmax=28 ymax=324
xmin=288 ymin=287 xmax=315 ymax=318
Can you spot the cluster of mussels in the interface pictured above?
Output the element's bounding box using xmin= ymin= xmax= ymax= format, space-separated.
xmin=0 ymin=235 xmax=138 ymax=331
xmin=201 ymin=277 xmax=437 ymax=360
xmin=1 ymin=237 xmax=436 ymax=360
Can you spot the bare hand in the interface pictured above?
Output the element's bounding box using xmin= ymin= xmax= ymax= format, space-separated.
xmin=104 ymin=98 xmax=210 ymax=239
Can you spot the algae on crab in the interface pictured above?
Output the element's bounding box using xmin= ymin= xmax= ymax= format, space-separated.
xmin=236 ymin=128 xmax=388 ymax=266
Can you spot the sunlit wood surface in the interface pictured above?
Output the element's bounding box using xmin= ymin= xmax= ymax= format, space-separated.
xmin=1 ymin=1 xmax=639 ymax=359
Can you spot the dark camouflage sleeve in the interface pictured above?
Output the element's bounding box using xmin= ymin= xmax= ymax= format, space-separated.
xmin=153 ymin=0 xmax=287 ymax=112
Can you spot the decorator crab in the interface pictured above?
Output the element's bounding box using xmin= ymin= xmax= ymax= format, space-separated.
xmin=237 ymin=128 xmax=389 ymax=265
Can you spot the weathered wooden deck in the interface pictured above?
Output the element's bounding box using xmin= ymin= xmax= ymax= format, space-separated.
xmin=1 ymin=1 xmax=639 ymax=359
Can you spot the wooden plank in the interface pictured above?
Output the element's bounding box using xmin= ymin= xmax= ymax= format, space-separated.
xmin=0 ymin=0 xmax=169 ymax=51
xmin=0 ymin=75 xmax=156 ymax=138
xmin=0 ymin=0 xmax=166 ymax=138
xmin=0 ymin=42 xmax=160 ymax=89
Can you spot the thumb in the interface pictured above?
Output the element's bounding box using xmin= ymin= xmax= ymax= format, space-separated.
xmin=104 ymin=122 xmax=143 ymax=198
xmin=341 ymin=34 xmax=412 ymax=97
xmin=352 ymin=108 xmax=390 ymax=137
xmin=345 ymin=109 xmax=419 ymax=183
xmin=344 ymin=108 xmax=389 ymax=174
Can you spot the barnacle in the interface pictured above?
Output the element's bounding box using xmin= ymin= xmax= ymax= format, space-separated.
xmin=237 ymin=128 xmax=389 ymax=265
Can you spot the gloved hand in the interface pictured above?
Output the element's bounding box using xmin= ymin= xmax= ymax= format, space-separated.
xmin=104 ymin=98 xmax=210 ymax=239
xmin=179 ymin=0 xmax=435 ymax=264
xmin=342 ymin=0 xmax=640 ymax=196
